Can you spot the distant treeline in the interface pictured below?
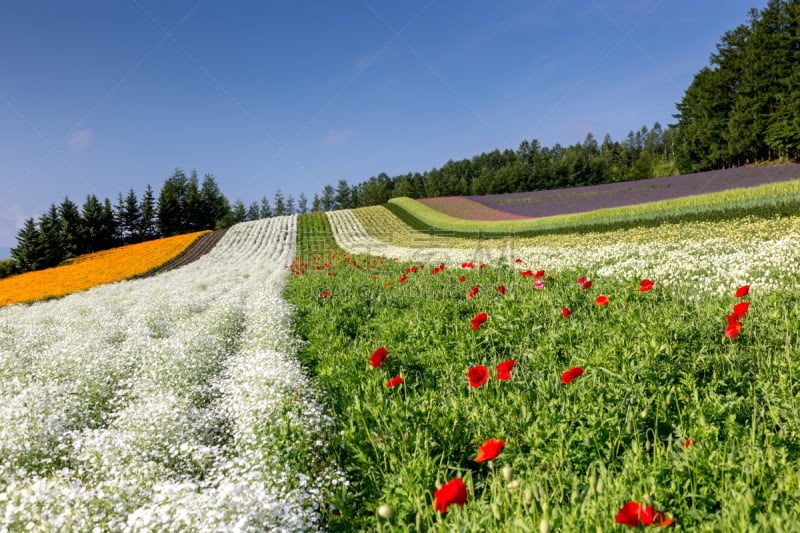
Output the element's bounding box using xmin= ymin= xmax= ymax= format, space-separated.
xmin=7 ymin=170 xmax=309 ymax=276
xmin=314 ymin=122 xmax=678 ymax=210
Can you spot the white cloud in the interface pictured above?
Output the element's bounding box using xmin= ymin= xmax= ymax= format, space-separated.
xmin=67 ymin=129 xmax=93 ymax=152
xmin=323 ymin=129 xmax=353 ymax=146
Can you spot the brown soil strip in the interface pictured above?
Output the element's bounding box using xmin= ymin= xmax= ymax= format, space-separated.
xmin=135 ymin=229 xmax=228 ymax=279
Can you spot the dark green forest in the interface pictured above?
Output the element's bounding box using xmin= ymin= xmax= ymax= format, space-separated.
xmin=5 ymin=0 xmax=798 ymax=277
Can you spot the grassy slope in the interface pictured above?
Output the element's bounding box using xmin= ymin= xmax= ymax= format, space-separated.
xmin=387 ymin=179 xmax=800 ymax=237
xmin=287 ymin=210 xmax=800 ymax=531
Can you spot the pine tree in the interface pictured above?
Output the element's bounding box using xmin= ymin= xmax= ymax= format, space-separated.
xmin=274 ymin=190 xmax=286 ymax=216
xmin=185 ymin=171 xmax=203 ymax=231
xmin=10 ymin=218 xmax=42 ymax=272
xmin=157 ymin=173 xmax=183 ymax=237
xmin=286 ymin=195 xmax=295 ymax=215
xmin=81 ymin=194 xmax=106 ymax=252
xmin=39 ymin=204 xmax=66 ymax=268
xmin=260 ymin=196 xmax=273 ymax=218
xmin=116 ymin=189 xmax=142 ymax=243
xmin=59 ymin=197 xmax=83 ymax=257
xmin=100 ymin=198 xmax=118 ymax=249
xmin=231 ymin=200 xmax=247 ymax=224
xmin=140 ymin=185 xmax=157 ymax=239
xmin=334 ymin=179 xmax=351 ymax=209
xmin=200 ymin=174 xmax=229 ymax=229
xmin=297 ymin=193 xmax=308 ymax=214
xmin=247 ymin=201 xmax=260 ymax=221
xmin=312 ymin=193 xmax=322 ymax=212
xmin=321 ymin=185 xmax=335 ymax=211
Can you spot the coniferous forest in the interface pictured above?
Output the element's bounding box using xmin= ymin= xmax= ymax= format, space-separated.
xmin=4 ymin=0 xmax=798 ymax=277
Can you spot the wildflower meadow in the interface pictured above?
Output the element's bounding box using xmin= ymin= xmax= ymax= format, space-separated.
xmin=287 ymin=206 xmax=800 ymax=531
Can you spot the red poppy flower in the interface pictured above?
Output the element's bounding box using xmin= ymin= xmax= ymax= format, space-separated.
xmin=615 ymin=502 xmax=674 ymax=527
xmin=577 ymin=276 xmax=587 ymax=285
xmin=372 ymin=275 xmax=378 ymax=280
xmin=474 ymin=438 xmax=505 ymax=462
xmin=496 ymin=359 xmax=515 ymax=373
xmin=495 ymin=359 xmax=515 ymax=380
xmin=370 ymin=347 xmax=388 ymax=368
xmin=562 ymin=307 xmax=572 ymax=318
xmin=467 ymin=286 xmax=480 ymax=299
xmin=520 ymin=270 xmax=533 ymax=277
xmin=320 ymin=292 xmax=330 ymax=298
xmin=682 ymin=439 xmax=697 ymax=449
xmin=582 ymin=280 xmax=593 ymax=290
xmin=724 ymin=322 xmax=742 ymax=338
xmin=639 ymin=279 xmax=654 ymax=292
xmin=596 ymin=295 xmax=609 ymax=306
xmin=515 ymin=258 xmax=523 ymax=263
xmin=561 ymin=366 xmax=584 ymax=384
xmin=386 ymin=376 xmax=403 ymax=388
xmin=496 ymin=285 xmax=506 ymax=295
xmin=468 ymin=365 xmax=489 ymax=387
xmin=534 ymin=270 xmax=545 ymax=280
xmin=479 ymin=264 xmax=488 ymax=269
xmin=434 ymin=478 xmax=467 ymax=514
xmin=459 ymin=276 xmax=467 ymax=282
xmin=732 ymin=301 xmax=750 ymax=318
xmin=735 ymin=284 xmax=750 ymax=298
xmin=471 ymin=312 xmax=488 ymax=330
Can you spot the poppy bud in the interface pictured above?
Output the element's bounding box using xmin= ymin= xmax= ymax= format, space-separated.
xmin=502 ymin=465 xmax=514 ymax=482
xmin=539 ymin=518 xmax=551 ymax=533
xmin=508 ymin=480 xmax=521 ymax=490
xmin=641 ymin=409 xmax=648 ymax=418
xmin=643 ymin=494 xmax=654 ymax=507
xmin=377 ymin=505 xmax=394 ymax=520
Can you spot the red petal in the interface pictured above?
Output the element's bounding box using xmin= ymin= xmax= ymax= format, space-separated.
xmin=474 ymin=438 xmax=505 ymax=462
xmin=616 ymin=502 xmax=642 ymax=527
xmin=434 ymin=478 xmax=467 ymax=513
xmin=561 ymin=366 xmax=584 ymax=384
xmin=735 ymin=284 xmax=750 ymax=298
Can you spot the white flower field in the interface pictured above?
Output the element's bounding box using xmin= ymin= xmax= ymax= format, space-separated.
xmin=0 ymin=216 xmax=345 ymax=532
xmin=327 ymin=208 xmax=800 ymax=296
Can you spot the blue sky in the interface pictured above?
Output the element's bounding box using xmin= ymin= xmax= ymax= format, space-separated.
xmin=0 ymin=0 xmax=760 ymax=250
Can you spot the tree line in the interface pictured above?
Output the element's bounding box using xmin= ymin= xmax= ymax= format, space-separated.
xmin=7 ymin=169 xmax=308 ymax=275
xmin=311 ymin=122 xmax=679 ymax=210
xmin=674 ymin=0 xmax=800 ymax=171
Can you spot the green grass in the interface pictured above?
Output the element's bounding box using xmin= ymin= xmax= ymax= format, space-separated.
xmin=386 ymin=179 xmax=800 ymax=237
xmin=288 ymin=212 xmax=800 ymax=531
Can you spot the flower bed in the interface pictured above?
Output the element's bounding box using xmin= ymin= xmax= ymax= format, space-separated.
xmin=0 ymin=217 xmax=344 ymax=531
xmin=0 ymin=231 xmax=209 ymax=307
xmin=418 ymin=196 xmax=532 ymax=220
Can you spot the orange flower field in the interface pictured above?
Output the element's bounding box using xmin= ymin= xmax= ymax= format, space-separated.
xmin=0 ymin=231 xmax=209 ymax=307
